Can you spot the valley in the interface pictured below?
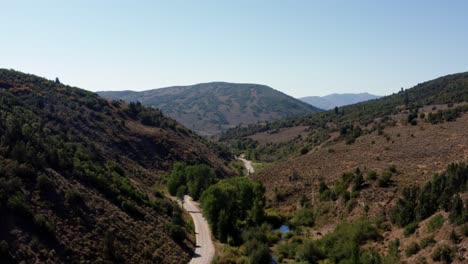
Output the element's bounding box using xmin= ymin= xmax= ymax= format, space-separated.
xmin=1 ymin=69 xmax=467 ymax=264
xmin=4 ymin=2 xmax=468 ymax=264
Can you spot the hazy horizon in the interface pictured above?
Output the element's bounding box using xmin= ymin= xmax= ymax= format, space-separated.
xmin=2 ymin=1 xmax=468 ymax=97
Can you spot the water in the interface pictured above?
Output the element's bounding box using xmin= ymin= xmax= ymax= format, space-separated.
xmin=271 ymin=225 xmax=291 ymax=263
xmin=278 ymin=225 xmax=290 ymax=235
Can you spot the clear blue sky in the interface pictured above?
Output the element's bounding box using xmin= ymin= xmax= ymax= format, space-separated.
xmin=1 ymin=0 xmax=468 ymax=97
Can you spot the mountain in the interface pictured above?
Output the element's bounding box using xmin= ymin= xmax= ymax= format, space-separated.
xmin=98 ymin=82 xmax=322 ymax=136
xmin=300 ymin=92 xmax=381 ymax=110
xmin=0 ymin=69 xmax=234 ymax=263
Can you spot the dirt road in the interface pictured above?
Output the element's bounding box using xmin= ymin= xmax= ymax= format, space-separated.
xmin=183 ymin=195 xmax=215 ymax=264
xmin=238 ymin=154 xmax=254 ymax=174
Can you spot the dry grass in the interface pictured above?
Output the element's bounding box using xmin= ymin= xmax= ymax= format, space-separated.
xmin=256 ymin=112 xmax=468 ymax=216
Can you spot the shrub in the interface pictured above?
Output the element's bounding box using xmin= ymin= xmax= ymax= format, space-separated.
xmin=431 ymin=245 xmax=454 ymax=263
xmin=427 ymin=214 xmax=444 ymax=232
xmin=388 ymin=165 xmax=397 ymax=173
xmin=37 ymin=174 xmax=54 ymax=193
xmin=295 ymin=240 xmax=324 ymax=263
xmin=386 ymin=238 xmax=400 ymax=262
xmin=34 ymin=214 xmax=55 ymax=237
xmin=276 ymin=241 xmax=299 ymax=260
xmin=359 ymin=248 xmax=382 ymax=264
xmin=449 ymin=229 xmax=460 ymax=244
xmin=420 ymin=236 xmax=436 ymax=248
xmin=319 ymin=220 xmax=381 ymax=262
xmin=176 ymin=185 xmax=186 ymax=200
xmin=265 ymin=210 xmax=283 ymax=228
xmin=449 ymin=194 xmax=464 ymax=225
xmin=290 ymin=208 xmax=314 ymax=227
xmin=266 ymin=230 xmax=281 ymax=245
xmin=121 ymin=200 xmax=143 ymax=218
xmin=404 ymin=222 xmax=419 ymax=237
xmin=405 ymin=241 xmax=420 ymax=257
xmin=65 ymin=190 xmax=84 ymax=206
xmin=248 ymin=243 xmax=271 ymax=264
xmin=377 ymin=172 xmax=392 ymax=187
xmin=166 ymin=223 xmax=185 ymax=243
xmin=366 ymin=171 xmax=378 ymax=181
xmin=7 ymin=192 xmax=31 ymax=217
xmin=462 ymin=224 xmax=468 ymax=237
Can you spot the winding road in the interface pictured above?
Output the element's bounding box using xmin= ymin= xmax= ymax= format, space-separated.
xmin=183 ymin=195 xmax=215 ymax=264
xmin=183 ymin=155 xmax=254 ymax=263
xmin=238 ymin=154 xmax=255 ymax=174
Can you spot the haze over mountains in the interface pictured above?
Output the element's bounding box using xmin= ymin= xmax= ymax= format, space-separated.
xmin=99 ymin=82 xmax=321 ymax=136
xmin=299 ymin=92 xmax=381 ymax=110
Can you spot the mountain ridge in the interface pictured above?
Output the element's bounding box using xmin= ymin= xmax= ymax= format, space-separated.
xmin=99 ymin=82 xmax=322 ymax=136
xmin=300 ymin=92 xmax=381 ymax=110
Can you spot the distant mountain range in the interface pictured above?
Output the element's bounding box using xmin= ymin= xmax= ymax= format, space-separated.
xmin=299 ymin=92 xmax=381 ymax=110
xmin=99 ymin=82 xmax=322 ymax=136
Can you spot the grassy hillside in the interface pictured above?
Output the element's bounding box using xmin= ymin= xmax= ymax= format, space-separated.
xmin=99 ymin=82 xmax=322 ymax=136
xmin=0 ymin=69 xmax=233 ymax=263
xmin=220 ymin=71 xmax=468 ymax=161
xmin=215 ymin=72 xmax=468 ymax=263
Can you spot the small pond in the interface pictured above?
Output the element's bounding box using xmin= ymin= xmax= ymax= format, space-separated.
xmin=278 ymin=225 xmax=290 ymax=235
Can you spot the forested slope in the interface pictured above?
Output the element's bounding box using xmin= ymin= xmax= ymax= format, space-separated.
xmin=0 ymin=69 xmax=233 ymax=263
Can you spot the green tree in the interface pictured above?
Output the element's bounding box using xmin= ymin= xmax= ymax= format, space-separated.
xmin=200 ymin=177 xmax=265 ymax=243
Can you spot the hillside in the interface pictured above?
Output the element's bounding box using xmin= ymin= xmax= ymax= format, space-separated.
xmin=0 ymin=69 xmax=234 ymax=263
xmin=300 ymin=92 xmax=381 ymax=110
xmin=98 ymin=82 xmax=322 ymax=136
xmin=220 ymin=71 xmax=468 ymax=160
xmin=218 ymin=72 xmax=468 ymax=262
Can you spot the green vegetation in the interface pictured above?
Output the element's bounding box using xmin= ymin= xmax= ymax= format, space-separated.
xmin=220 ymin=71 xmax=468 ymax=162
xmin=200 ymin=177 xmax=265 ymax=244
xmin=377 ymin=171 xmax=393 ymax=187
xmin=383 ymin=238 xmax=401 ymax=264
xmin=405 ymin=241 xmax=420 ymax=257
xmin=0 ymin=69 xmax=229 ymax=263
xmin=319 ymin=169 xmax=366 ymax=202
xmin=290 ymin=208 xmax=315 ymax=227
xmin=431 ymin=245 xmax=454 ymax=263
xmin=404 ymin=222 xmax=419 ymax=237
xmin=274 ymin=219 xmax=382 ymax=263
xmin=449 ymin=229 xmax=461 ymax=244
xmin=427 ymin=104 xmax=468 ymax=124
xmin=390 ymin=163 xmax=468 ymax=227
xmin=100 ymin=82 xmax=321 ymax=136
xmin=420 ymin=236 xmax=436 ymax=248
xmin=167 ymin=162 xmax=217 ymax=200
xmin=427 ymin=214 xmax=444 ymax=232
xmin=462 ymin=224 xmax=468 ymax=237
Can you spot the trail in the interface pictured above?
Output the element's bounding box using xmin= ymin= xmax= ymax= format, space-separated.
xmin=238 ymin=154 xmax=255 ymax=174
xmin=183 ymin=195 xmax=215 ymax=264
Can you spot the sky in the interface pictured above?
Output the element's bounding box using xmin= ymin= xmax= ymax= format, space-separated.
xmin=1 ymin=0 xmax=468 ymax=97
